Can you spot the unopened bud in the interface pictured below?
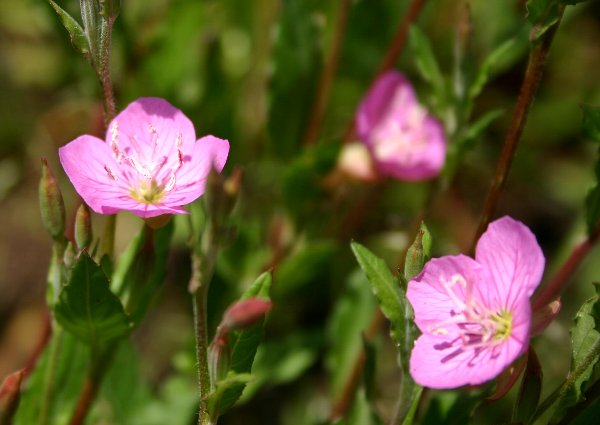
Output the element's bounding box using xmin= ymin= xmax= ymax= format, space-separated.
xmin=208 ymin=331 xmax=231 ymax=385
xmin=531 ymin=298 xmax=561 ymax=337
xmin=75 ymin=203 xmax=92 ymax=250
xmin=337 ymin=142 xmax=377 ymax=182
xmin=206 ymin=167 xmax=242 ymax=223
xmin=404 ymin=222 xmax=432 ymax=281
xmin=39 ymin=158 xmax=66 ymax=240
xmin=222 ymin=298 xmax=272 ymax=332
xmin=0 ymin=369 xmax=25 ymax=423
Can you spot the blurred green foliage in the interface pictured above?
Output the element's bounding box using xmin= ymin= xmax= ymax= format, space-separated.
xmin=1 ymin=0 xmax=600 ymax=424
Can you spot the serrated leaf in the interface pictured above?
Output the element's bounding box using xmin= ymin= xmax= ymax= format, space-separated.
xmin=409 ymin=25 xmax=445 ymax=103
xmin=218 ymin=272 xmax=271 ymax=413
xmin=54 ymin=251 xmax=131 ymax=346
xmin=350 ymin=242 xmax=413 ymax=372
xmin=468 ymin=39 xmax=516 ymax=100
xmin=582 ymin=105 xmax=600 ymax=142
xmin=552 ymin=285 xmax=600 ymax=418
xmin=48 ymin=0 xmax=90 ymax=57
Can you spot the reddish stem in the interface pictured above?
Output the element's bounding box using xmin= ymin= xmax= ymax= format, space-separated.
xmin=303 ymin=0 xmax=351 ymax=146
xmin=533 ymin=225 xmax=600 ymax=310
xmin=471 ymin=8 xmax=565 ymax=250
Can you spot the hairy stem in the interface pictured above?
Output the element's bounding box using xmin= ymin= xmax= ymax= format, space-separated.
xmin=471 ymin=7 xmax=565 ymax=249
xmin=342 ymin=0 xmax=428 ymax=143
xmin=303 ymin=0 xmax=351 ymax=146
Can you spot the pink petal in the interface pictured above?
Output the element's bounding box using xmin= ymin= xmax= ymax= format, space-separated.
xmin=475 ymin=216 xmax=545 ymax=310
xmin=376 ymin=115 xmax=446 ymax=180
xmin=356 ymin=71 xmax=417 ymax=142
xmin=59 ymin=135 xmax=132 ymax=214
xmin=407 ymin=255 xmax=486 ymax=334
xmin=162 ymin=135 xmax=230 ymax=206
xmin=108 ymin=97 xmax=197 ymax=163
xmin=409 ymin=331 xmax=523 ymax=389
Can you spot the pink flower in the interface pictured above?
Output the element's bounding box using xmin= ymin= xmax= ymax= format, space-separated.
xmin=59 ymin=98 xmax=229 ymax=218
xmin=356 ymin=71 xmax=446 ymax=181
xmin=406 ymin=216 xmax=544 ymax=389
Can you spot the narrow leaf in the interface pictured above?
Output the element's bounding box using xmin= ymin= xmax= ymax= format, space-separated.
xmin=54 ymin=251 xmax=131 ymax=346
xmin=351 ymin=242 xmax=412 ymax=372
xmin=47 ymin=1 xmax=89 ymax=56
xmin=469 ymin=39 xmax=516 ymax=100
xmin=409 ymin=25 xmax=445 ymax=101
xmin=526 ymin=0 xmax=564 ymax=41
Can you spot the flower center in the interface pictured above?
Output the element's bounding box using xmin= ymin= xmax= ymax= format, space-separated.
xmin=103 ymin=120 xmax=184 ymax=205
xmin=428 ymin=274 xmax=513 ymax=351
xmin=371 ymin=106 xmax=428 ymax=164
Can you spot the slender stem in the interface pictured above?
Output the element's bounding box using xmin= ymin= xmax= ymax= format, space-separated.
xmin=470 ymin=7 xmax=565 ymax=250
xmin=533 ymin=225 xmax=600 ymax=309
xmin=342 ymin=0 xmax=428 ymax=143
xmin=100 ymin=214 xmax=116 ymax=259
xmin=38 ymin=325 xmax=63 ymax=425
xmin=68 ymin=348 xmax=114 ymax=425
xmin=97 ymin=17 xmax=117 ymax=129
xmin=555 ymin=378 xmax=600 ymax=425
xmin=303 ymin=0 xmax=351 ymax=146
xmin=531 ymin=338 xmax=600 ymax=423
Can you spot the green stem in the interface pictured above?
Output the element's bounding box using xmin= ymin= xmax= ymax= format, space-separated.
xmin=530 ymin=338 xmax=600 ymax=424
xmin=471 ymin=6 xmax=565 ymax=250
xmin=38 ymin=325 xmax=63 ymax=425
xmin=97 ymin=15 xmax=116 ymax=128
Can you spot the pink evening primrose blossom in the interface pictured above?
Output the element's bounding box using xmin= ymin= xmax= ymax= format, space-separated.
xmin=406 ymin=216 xmax=544 ymax=389
xmin=59 ymin=97 xmax=229 ymax=219
xmin=356 ymin=70 xmax=446 ymax=181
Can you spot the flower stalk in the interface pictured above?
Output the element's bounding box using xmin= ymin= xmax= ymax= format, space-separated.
xmin=471 ymin=6 xmax=565 ymax=249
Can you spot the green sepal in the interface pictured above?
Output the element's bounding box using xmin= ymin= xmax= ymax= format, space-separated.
xmin=47 ymin=1 xmax=90 ymax=58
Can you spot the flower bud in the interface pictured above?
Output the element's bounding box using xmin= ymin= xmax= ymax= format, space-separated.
xmin=531 ymin=298 xmax=561 ymax=337
xmin=75 ymin=203 xmax=92 ymax=250
xmin=39 ymin=158 xmax=66 ymax=240
xmin=206 ymin=167 xmax=242 ymax=225
xmin=0 ymin=369 xmax=25 ymax=424
xmin=63 ymin=241 xmax=77 ymax=270
xmin=221 ymin=298 xmax=272 ymax=332
xmin=337 ymin=142 xmax=377 ymax=182
xmin=208 ymin=331 xmax=231 ymax=385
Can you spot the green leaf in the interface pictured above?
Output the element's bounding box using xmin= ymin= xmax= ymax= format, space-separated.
xmin=54 ymin=252 xmax=131 ymax=346
xmin=79 ymin=0 xmax=100 ymax=62
xmin=350 ymin=242 xmax=413 ymax=373
xmin=551 ymin=284 xmax=600 ymax=419
xmin=47 ymin=0 xmax=90 ymax=57
xmin=468 ymin=39 xmax=516 ymax=100
xmin=206 ymin=373 xmax=253 ymax=416
xmin=404 ymin=222 xmax=432 ymax=281
xmin=326 ymin=270 xmax=377 ymax=399
xmin=14 ymin=331 xmax=89 ymax=425
xmin=409 ymin=25 xmax=445 ymax=103
xmin=582 ymin=105 xmax=600 ymax=142
xmin=218 ymin=272 xmax=271 ymax=413
xmin=342 ymin=387 xmax=383 ymax=425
